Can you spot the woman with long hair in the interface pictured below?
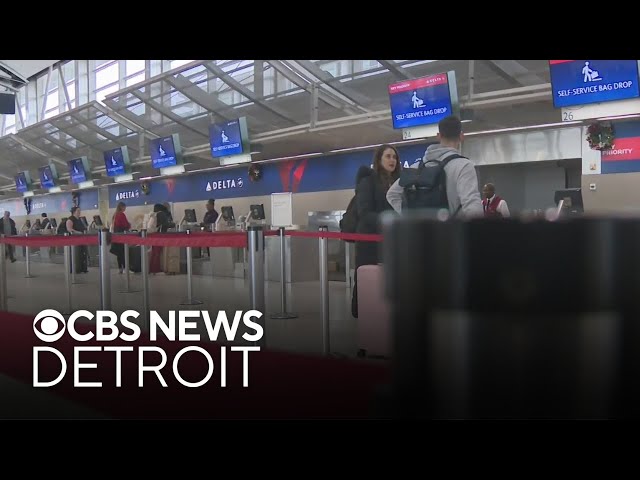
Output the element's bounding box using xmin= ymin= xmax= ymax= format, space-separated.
xmin=110 ymin=201 xmax=131 ymax=273
xmin=66 ymin=206 xmax=89 ymax=274
xmin=352 ymin=144 xmax=401 ymax=318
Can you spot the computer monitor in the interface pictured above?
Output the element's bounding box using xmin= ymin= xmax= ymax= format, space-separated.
xmin=93 ymin=215 xmax=103 ymax=227
xmin=221 ymin=206 xmax=235 ymax=222
xmin=184 ymin=209 xmax=197 ymax=223
xmin=68 ymin=157 xmax=91 ymax=184
xmin=49 ymin=218 xmax=58 ymax=230
xmin=80 ymin=216 xmax=89 ymax=229
xmin=150 ymin=134 xmax=182 ymax=170
xmin=554 ymin=189 xmax=584 ymax=215
xmin=249 ymin=204 xmax=265 ymax=221
xmin=25 ymin=219 xmax=31 ymax=228
xmin=39 ymin=164 xmax=59 ymax=189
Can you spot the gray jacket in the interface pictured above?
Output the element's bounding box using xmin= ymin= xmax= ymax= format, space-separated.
xmin=386 ymin=144 xmax=483 ymax=218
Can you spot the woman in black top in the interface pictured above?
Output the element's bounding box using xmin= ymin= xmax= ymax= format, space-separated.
xmin=66 ymin=206 xmax=89 ymax=274
xmin=351 ymin=144 xmax=401 ymax=318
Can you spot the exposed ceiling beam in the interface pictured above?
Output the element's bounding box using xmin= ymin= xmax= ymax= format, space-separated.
xmin=484 ymin=60 xmax=546 ymax=87
xmin=101 ymin=99 xmax=163 ymax=135
xmin=131 ymin=89 xmax=209 ymax=140
xmin=164 ymin=74 xmax=237 ymax=121
xmin=202 ymin=62 xmax=298 ymax=126
xmin=8 ymin=134 xmax=68 ymax=167
xmin=377 ymin=60 xmax=412 ymax=79
xmin=290 ymin=60 xmax=372 ymax=110
xmin=265 ymin=60 xmax=361 ymax=115
xmin=50 ymin=118 xmax=109 ymax=146
xmin=92 ymin=101 xmax=158 ymax=140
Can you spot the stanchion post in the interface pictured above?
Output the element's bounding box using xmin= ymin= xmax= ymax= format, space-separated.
xmin=98 ymin=229 xmax=111 ymax=310
xmin=118 ymin=240 xmax=140 ymax=294
xmin=63 ymin=233 xmax=72 ymax=315
xmin=271 ymin=227 xmax=297 ymax=319
xmin=319 ymin=226 xmax=330 ymax=355
xmin=24 ymin=232 xmax=34 ymax=278
xmin=124 ymin=242 xmax=130 ymax=290
xmin=345 ymin=240 xmax=351 ymax=290
xmin=140 ymin=230 xmax=150 ymax=330
xmin=247 ymin=226 xmax=266 ymax=347
xmin=0 ymin=236 xmax=7 ymax=311
xmin=71 ymin=244 xmax=78 ymax=284
xmin=181 ymin=230 xmax=203 ymax=305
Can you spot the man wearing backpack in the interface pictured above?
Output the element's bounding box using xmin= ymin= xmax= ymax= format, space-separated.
xmin=386 ymin=115 xmax=483 ymax=218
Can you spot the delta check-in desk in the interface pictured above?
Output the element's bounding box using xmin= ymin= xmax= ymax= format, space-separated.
xmin=191 ymin=224 xmax=319 ymax=282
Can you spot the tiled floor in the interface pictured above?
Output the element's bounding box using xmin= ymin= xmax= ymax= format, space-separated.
xmin=3 ymin=259 xmax=359 ymax=357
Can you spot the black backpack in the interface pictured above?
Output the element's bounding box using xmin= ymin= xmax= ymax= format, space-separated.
xmin=57 ymin=218 xmax=68 ymax=235
xmin=340 ymin=196 xmax=358 ymax=243
xmin=399 ymin=153 xmax=465 ymax=213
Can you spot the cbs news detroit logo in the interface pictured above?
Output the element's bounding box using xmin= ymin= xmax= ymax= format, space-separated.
xmin=32 ymin=309 xmax=264 ymax=388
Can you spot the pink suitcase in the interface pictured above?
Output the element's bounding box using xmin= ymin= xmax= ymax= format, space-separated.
xmin=356 ymin=264 xmax=391 ymax=358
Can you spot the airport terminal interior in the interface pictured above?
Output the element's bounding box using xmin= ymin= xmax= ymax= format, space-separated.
xmin=2 ymin=59 xmax=640 ymax=419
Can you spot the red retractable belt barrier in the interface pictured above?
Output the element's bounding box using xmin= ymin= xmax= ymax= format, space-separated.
xmin=286 ymin=230 xmax=383 ymax=243
xmin=0 ymin=230 xmax=383 ymax=248
xmin=111 ymin=232 xmax=249 ymax=248
xmin=0 ymin=234 xmax=99 ymax=247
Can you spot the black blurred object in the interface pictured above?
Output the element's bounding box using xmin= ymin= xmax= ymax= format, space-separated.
xmin=0 ymin=92 xmax=15 ymax=114
xmin=93 ymin=215 xmax=103 ymax=227
xmin=80 ymin=216 xmax=89 ymax=229
xmin=184 ymin=209 xmax=197 ymax=223
xmin=554 ymin=188 xmax=584 ymax=215
xmin=49 ymin=218 xmax=57 ymax=230
xmin=249 ymin=204 xmax=265 ymax=221
xmin=128 ymin=245 xmax=142 ymax=273
xmin=221 ymin=206 xmax=235 ymax=222
xmin=382 ymin=214 xmax=640 ymax=419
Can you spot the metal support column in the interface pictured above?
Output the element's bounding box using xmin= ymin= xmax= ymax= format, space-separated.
xmin=180 ymin=230 xmax=203 ymax=305
xmin=319 ymin=226 xmax=330 ymax=355
xmin=271 ymin=227 xmax=297 ymax=319
xmin=247 ymin=226 xmax=266 ymax=348
xmin=63 ymin=233 xmax=72 ymax=315
xmin=140 ymin=230 xmax=150 ymax=330
xmin=71 ymin=244 xmax=78 ymax=284
xmin=24 ymin=232 xmax=34 ymax=278
xmin=345 ymin=241 xmax=351 ymax=290
xmin=247 ymin=226 xmax=266 ymax=313
xmin=0 ymin=238 xmax=7 ymax=311
xmin=118 ymin=242 xmax=140 ymax=294
xmin=98 ymin=230 xmax=111 ymax=310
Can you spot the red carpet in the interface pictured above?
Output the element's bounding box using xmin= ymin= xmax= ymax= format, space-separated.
xmin=0 ymin=311 xmax=390 ymax=419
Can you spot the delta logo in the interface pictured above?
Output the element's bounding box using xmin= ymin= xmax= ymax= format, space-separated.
xmin=115 ymin=190 xmax=141 ymax=201
xmin=205 ymin=178 xmax=244 ymax=192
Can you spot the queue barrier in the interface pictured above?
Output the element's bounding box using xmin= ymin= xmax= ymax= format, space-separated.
xmin=0 ymin=229 xmax=382 ymax=356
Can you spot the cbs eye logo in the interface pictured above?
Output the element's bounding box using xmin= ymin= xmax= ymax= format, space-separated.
xmin=33 ymin=309 xmax=66 ymax=342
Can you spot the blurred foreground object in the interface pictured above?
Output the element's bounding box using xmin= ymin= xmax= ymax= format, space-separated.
xmin=382 ymin=212 xmax=640 ymax=419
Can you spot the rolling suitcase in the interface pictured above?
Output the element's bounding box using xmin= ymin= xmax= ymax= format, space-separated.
xmin=356 ymin=264 xmax=391 ymax=358
xmin=129 ymin=245 xmax=142 ymax=273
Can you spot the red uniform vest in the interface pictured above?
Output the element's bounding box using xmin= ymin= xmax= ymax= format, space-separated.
xmin=483 ymin=195 xmax=503 ymax=217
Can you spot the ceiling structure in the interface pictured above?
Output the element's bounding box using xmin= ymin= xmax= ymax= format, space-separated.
xmin=0 ymin=60 xmax=61 ymax=89
xmin=0 ymin=59 xmax=564 ymax=193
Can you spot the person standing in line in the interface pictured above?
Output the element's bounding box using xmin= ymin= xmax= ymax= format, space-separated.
xmin=352 ymin=144 xmax=401 ymax=318
xmin=110 ymin=201 xmax=131 ymax=273
xmin=0 ymin=211 xmax=17 ymax=263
